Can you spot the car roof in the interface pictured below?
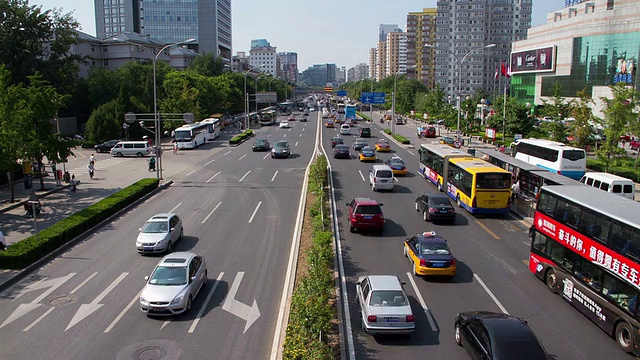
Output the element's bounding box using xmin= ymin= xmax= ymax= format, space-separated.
xmin=159 ymin=251 xmax=196 ymax=267
xmin=416 ymin=234 xmax=448 ymax=245
xmin=148 ymin=213 xmax=176 ymax=221
xmin=366 ymin=275 xmax=403 ymax=291
xmin=372 ymin=164 xmax=392 ymax=171
xmin=424 ymin=193 xmax=449 ymax=200
xmin=335 ymin=144 xmax=349 ymax=149
xmin=355 ymin=138 xmax=367 ymax=142
xmin=353 ymin=197 xmax=380 ymax=206
xmin=480 ymin=316 xmax=537 ymax=341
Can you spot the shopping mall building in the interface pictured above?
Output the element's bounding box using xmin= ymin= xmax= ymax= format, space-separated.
xmin=510 ymin=0 xmax=639 ymax=118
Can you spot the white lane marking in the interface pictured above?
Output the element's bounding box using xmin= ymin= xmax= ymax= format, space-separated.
xmin=224 ymin=151 xmax=231 ymax=155
xmin=283 ymin=133 xmax=287 ymax=138
xmin=239 ymin=154 xmax=247 ymax=160
xmin=169 ymin=203 xmax=182 ymax=213
xmin=358 ymin=170 xmax=365 ymax=182
xmin=104 ymin=289 xmax=143 ymax=333
xmin=161 ymin=319 xmax=171 ymax=329
xmin=271 ymin=170 xmax=279 ymax=182
xmin=239 ymin=170 xmax=251 ymax=182
xmin=186 ymin=169 xmax=197 ymax=177
xmin=202 ymin=202 xmax=222 ymax=224
xmin=295 ymin=141 xmax=298 ymax=147
xmin=70 ymin=272 xmax=97 ymax=294
xmin=268 ymin=134 xmax=272 ymax=138
xmin=66 ymin=273 xmax=129 ymax=331
xmin=408 ymin=150 xmax=415 ymax=156
xmin=248 ymin=201 xmax=262 ymax=223
xmin=189 ymin=272 xmax=224 ymax=333
xmin=299 ymin=133 xmax=302 ymax=137
xmin=474 ymin=273 xmax=510 ymax=315
xmin=206 ymin=171 xmax=221 ymax=183
xmin=406 ymin=273 xmax=438 ymax=332
xmin=205 ymin=159 xmax=216 ymax=166
xmin=263 ymin=153 xmax=270 ymax=160
xmin=23 ymin=307 xmax=54 ymax=332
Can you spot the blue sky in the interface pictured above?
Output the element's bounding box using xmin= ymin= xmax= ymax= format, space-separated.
xmin=30 ymin=0 xmax=564 ymax=71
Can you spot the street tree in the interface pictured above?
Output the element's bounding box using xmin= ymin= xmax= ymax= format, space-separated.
xmin=598 ymin=83 xmax=639 ymax=171
xmin=567 ymin=90 xmax=599 ymax=149
xmin=540 ymin=82 xmax=571 ymax=121
xmin=188 ymin=53 xmax=226 ymax=78
xmin=84 ymin=100 xmax=124 ymax=143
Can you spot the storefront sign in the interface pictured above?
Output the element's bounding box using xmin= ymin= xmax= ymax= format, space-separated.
xmin=510 ymin=47 xmax=555 ymax=74
xmin=613 ymin=58 xmax=635 ymax=85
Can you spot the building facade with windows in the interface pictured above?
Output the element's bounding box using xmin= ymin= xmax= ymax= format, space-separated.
xmin=434 ymin=0 xmax=532 ymax=101
xmin=368 ymin=47 xmax=377 ymax=79
xmin=249 ymin=39 xmax=277 ymax=77
xmin=510 ymin=0 xmax=640 ymax=119
xmin=94 ymin=0 xmax=231 ymax=61
xmin=347 ymin=63 xmax=370 ymax=82
xmin=386 ymin=31 xmax=407 ymax=77
xmin=300 ymin=64 xmax=337 ymax=87
xmin=277 ymin=52 xmax=298 ymax=83
xmin=406 ymin=8 xmax=437 ymax=88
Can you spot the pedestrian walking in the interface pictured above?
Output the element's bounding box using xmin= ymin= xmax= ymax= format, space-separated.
xmin=89 ymin=154 xmax=95 ymax=166
xmin=173 ymin=141 xmax=178 ymax=155
xmin=88 ymin=163 xmax=95 ymax=180
xmin=70 ymin=174 xmax=77 ymax=193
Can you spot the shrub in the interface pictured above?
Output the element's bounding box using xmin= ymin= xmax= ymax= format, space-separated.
xmin=229 ymin=129 xmax=254 ymax=145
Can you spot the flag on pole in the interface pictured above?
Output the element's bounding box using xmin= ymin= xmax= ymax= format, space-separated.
xmin=501 ymin=62 xmax=508 ymax=77
xmin=506 ymin=64 xmax=512 ymax=78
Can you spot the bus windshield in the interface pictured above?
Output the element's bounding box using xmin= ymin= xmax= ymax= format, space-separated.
xmin=476 ymin=173 xmax=511 ymax=189
xmin=174 ymin=130 xmax=192 ymax=142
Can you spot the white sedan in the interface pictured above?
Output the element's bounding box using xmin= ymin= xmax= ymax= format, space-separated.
xmin=279 ymin=120 xmax=290 ymax=129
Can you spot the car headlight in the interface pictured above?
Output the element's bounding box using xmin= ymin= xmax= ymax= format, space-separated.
xmin=170 ymin=294 xmax=185 ymax=305
xmin=136 ymin=241 xmax=142 ymax=247
xmin=140 ymin=297 xmax=149 ymax=306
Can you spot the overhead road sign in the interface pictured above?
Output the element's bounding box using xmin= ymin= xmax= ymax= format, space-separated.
xmin=324 ymin=87 xmax=333 ymax=93
xmin=337 ymin=90 xmax=347 ymax=96
xmin=360 ymin=92 xmax=386 ymax=104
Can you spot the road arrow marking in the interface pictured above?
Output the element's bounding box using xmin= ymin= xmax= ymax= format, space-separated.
xmin=66 ymin=272 xmax=128 ymax=331
xmin=222 ymin=272 xmax=260 ymax=333
xmin=1 ymin=273 xmax=76 ymax=329
xmin=189 ymin=272 xmax=224 ymax=333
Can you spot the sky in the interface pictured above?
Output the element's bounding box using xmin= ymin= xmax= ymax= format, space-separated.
xmin=30 ymin=0 xmax=564 ymax=71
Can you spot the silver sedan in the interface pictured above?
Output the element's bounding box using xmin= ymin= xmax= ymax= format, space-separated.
xmin=140 ymin=252 xmax=207 ymax=316
xmin=356 ymin=275 xmax=415 ymax=335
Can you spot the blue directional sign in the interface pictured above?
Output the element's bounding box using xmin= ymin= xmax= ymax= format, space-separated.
xmin=360 ymin=92 xmax=386 ymax=104
xmin=336 ymin=90 xmax=347 ymax=96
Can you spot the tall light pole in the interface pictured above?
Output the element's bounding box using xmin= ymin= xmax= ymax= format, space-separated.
xmin=243 ymin=64 xmax=265 ymax=130
xmin=425 ymin=43 xmax=496 ymax=137
xmin=153 ymin=39 xmax=195 ymax=180
xmin=255 ymin=73 xmax=266 ymax=112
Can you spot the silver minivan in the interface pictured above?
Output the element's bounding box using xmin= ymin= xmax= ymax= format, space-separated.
xmin=369 ymin=165 xmax=395 ymax=192
xmin=110 ymin=141 xmax=152 ymax=157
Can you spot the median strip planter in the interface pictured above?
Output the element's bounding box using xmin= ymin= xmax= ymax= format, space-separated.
xmin=229 ymin=129 xmax=254 ymax=145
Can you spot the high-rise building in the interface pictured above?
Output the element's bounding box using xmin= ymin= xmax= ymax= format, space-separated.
xmin=347 ymin=63 xmax=370 ymax=82
xmin=94 ymin=0 xmax=232 ymax=60
xmin=379 ymin=24 xmax=402 ymax=42
xmin=368 ymin=48 xmax=377 ymax=79
xmin=374 ymin=24 xmax=403 ymax=80
xmin=249 ymin=39 xmax=277 ymax=77
xmin=300 ymin=64 xmax=337 ymax=87
xmin=386 ymin=31 xmax=407 ymax=77
xmin=278 ymin=52 xmax=298 ymax=83
xmin=434 ymin=0 xmax=532 ymax=101
xmin=406 ymin=8 xmax=437 ymax=88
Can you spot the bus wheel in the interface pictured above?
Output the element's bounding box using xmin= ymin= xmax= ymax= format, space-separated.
xmin=545 ymin=269 xmax=557 ymax=293
xmin=615 ymin=322 xmax=634 ymax=353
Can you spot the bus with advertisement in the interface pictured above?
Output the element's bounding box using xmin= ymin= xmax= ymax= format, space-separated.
xmin=418 ymin=144 xmax=468 ymax=191
xmin=446 ymin=157 xmax=512 ymax=214
xmin=174 ymin=122 xmax=209 ymax=149
xmin=529 ymin=184 xmax=640 ymax=355
xmin=200 ymin=117 xmax=221 ymax=140
xmin=514 ymin=138 xmax=586 ymax=180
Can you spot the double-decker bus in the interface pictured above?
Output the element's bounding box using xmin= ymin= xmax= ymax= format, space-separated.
xmin=514 ymin=138 xmax=586 ymax=180
xmin=174 ymin=122 xmax=209 ymax=149
xmin=258 ymin=109 xmax=277 ymax=125
xmin=418 ymin=144 xmax=468 ymax=191
xmin=529 ymin=184 xmax=640 ymax=355
xmin=200 ymin=117 xmax=221 ymax=140
xmin=446 ymin=157 xmax=512 ymax=214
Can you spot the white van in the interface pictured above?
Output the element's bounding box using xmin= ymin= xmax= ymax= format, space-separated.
xmin=110 ymin=141 xmax=152 ymax=157
xmin=579 ymin=172 xmax=635 ymax=200
xmin=369 ymin=165 xmax=395 ymax=192
xmin=340 ymin=124 xmax=351 ymax=135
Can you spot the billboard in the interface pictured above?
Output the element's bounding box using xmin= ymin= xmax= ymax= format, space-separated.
xmin=510 ymin=46 xmax=555 ymax=74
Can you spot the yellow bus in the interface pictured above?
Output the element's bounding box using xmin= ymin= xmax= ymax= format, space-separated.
xmin=446 ymin=157 xmax=512 ymax=214
xmin=418 ymin=143 xmax=468 ymax=191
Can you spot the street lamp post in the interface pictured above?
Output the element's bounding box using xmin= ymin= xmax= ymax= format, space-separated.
xmin=255 ymin=73 xmax=266 ymax=112
xmin=243 ymin=64 xmax=265 ymax=131
xmin=153 ymin=38 xmax=195 ymax=180
xmin=425 ymin=43 xmax=496 ymax=137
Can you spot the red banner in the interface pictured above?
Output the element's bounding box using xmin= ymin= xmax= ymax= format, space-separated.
xmin=534 ymin=212 xmax=640 ymax=289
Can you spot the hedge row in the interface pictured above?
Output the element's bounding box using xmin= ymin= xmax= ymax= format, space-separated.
xmin=0 ymin=178 xmax=159 ymax=269
xmin=356 ymin=111 xmax=370 ymax=121
xmin=383 ymin=129 xmax=411 ymax=144
xmin=229 ymin=129 xmax=253 ymax=145
xmin=283 ymin=155 xmax=335 ymax=360
xmin=587 ymin=158 xmax=640 ymax=182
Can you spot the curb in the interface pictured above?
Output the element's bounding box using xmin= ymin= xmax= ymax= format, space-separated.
xmin=0 ymin=180 xmax=174 ymax=293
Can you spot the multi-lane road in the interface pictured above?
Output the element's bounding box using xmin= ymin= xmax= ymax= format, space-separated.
xmin=0 ymin=106 xmax=633 ymax=359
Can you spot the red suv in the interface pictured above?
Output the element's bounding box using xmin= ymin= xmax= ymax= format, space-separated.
xmin=346 ymin=198 xmax=384 ymax=233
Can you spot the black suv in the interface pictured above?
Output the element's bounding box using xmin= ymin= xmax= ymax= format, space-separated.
xmin=95 ymin=139 xmax=121 ymax=153
xmin=359 ymin=127 xmax=371 ymax=138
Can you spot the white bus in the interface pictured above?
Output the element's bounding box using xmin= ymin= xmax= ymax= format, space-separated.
xmin=579 ymin=172 xmax=635 ymax=200
xmin=514 ymin=138 xmax=586 ymax=180
xmin=174 ymin=122 xmax=209 ymax=149
xmin=200 ymin=117 xmax=221 ymax=140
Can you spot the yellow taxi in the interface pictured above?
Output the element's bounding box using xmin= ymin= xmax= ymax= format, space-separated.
xmin=359 ymin=146 xmax=377 ymax=162
xmin=325 ymin=120 xmax=334 ymax=128
xmin=403 ymin=231 xmax=456 ymax=277
xmin=385 ymin=156 xmax=407 ymax=176
xmin=375 ymin=139 xmax=391 ymax=152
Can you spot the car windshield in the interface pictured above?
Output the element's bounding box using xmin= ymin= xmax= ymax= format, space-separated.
xmin=149 ymin=266 xmax=187 ymax=286
xmin=389 ymin=159 xmax=404 ymax=167
xmin=142 ymin=221 xmax=168 ymax=233
xmin=429 ymin=197 xmax=451 ymax=206
xmin=275 ymin=142 xmax=288 ymax=149
xmin=333 ymin=138 xmax=343 ymax=143
xmin=377 ymin=141 xmax=389 ymax=146
xmin=376 ymin=170 xmax=393 ymax=178
xmin=494 ymin=339 xmax=547 ymax=359
xmin=355 ymin=205 xmax=382 ymax=214
xmin=421 ymin=242 xmax=451 ymax=255
xmin=255 ymin=139 xmax=267 ymax=145
xmin=335 ymin=145 xmax=349 ymax=151
xmin=369 ymin=290 xmax=408 ymax=306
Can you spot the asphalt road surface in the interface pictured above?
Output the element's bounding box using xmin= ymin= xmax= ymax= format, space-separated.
xmin=323 ymin=116 xmax=631 ymax=360
xmin=0 ymin=111 xmax=319 ymax=360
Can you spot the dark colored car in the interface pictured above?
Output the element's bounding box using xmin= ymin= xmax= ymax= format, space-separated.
xmin=440 ymin=136 xmax=455 ymax=147
xmin=347 ymin=198 xmax=384 ymax=233
xmin=330 ymin=136 xmax=344 ymax=148
xmin=403 ymin=232 xmax=456 ymax=277
xmin=271 ymin=140 xmax=291 ymax=159
xmin=299 ymin=116 xmax=307 ymax=122
xmin=359 ymin=127 xmax=372 ymax=138
xmin=455 ymin=311 xmax=550 ymax=360
xmin=333 ymin=144 xmax=350 ymax=159
xmin=414 ymin=193 xmax=456 ymax=223
xmin=252 ymin=138 xmax=270 ymax=152
xmin=94 ymin=139 xmax=121 ymax=153
xmin=353 ymin=139 xmax=369 ymax=150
